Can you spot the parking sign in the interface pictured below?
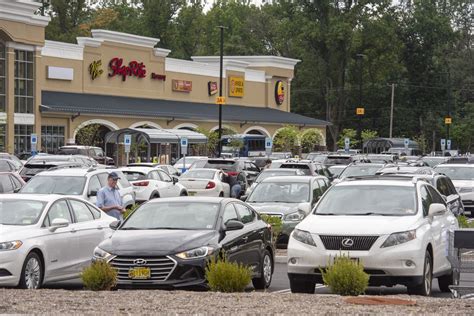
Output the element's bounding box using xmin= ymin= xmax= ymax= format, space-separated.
xmin=441 ymin=139 xmax=446 ymax=151
xmin=344 ymin=137 xmax=350 ymax=153
xmin=404 ymin=138 xmax=409 ymax=150
xmin=124 ymin=134 xmax=131 ymax=146
xmin=181 ymin=137 xmax=188 ymax=155
xmin=265 ymin=137 xmax=272 ymax=149
xmin=447 ymin=139 xmax=451 ymax=151
xmin=31 ymin=134 xmax=37 ymax=145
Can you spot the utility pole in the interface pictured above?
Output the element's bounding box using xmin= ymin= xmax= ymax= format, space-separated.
xmin=217 ymin=26 xmax=225 ymax=158
xmin=389 ymin=83 xmax=395 ymax=138
xmin=356 ymin=54 xmax=365 ymax=151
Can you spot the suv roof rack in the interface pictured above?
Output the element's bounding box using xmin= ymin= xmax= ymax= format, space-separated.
xmin=342 ymin=174 xmax=428 ymax=183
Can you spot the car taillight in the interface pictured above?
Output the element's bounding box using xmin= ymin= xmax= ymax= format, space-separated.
xmin=226 ymin=171 xmax=238 ymax=176
xmin=133 ymin=181 xmax=149 ymax=187
xmin=206 ymin=181 xmax=216 ymax=189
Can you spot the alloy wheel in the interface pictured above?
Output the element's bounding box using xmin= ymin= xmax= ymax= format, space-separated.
xmin=263 ymin=254 xmax=272 ymax=285
xmin=25 ymin=257 xmax=41 ymax=289
xmin=424 ymin=256 xmax=432 ymax=295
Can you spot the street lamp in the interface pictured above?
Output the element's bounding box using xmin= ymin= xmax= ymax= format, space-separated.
xmin=355 ymin=53 xmax=366 ymax=151
xmin=217 ymin=26 xmax=226 ymax=158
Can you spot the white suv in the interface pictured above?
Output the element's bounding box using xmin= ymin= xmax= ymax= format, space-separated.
xmin=20 ymin=168 xmax=136 ymax=208
xmin=287 ymin=176 xmax=458 ymax=296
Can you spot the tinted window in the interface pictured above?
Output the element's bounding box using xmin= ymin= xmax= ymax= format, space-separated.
xmin=317 ymin=179 xmax=328 ymax=192
xmin=234 ymin=203 xmax=255 ymax=224
xmin=147 ymin=171 xmax=159 ymax=180
xmin=46 ymin=200 xmax=72 ymax=226
xmin=427 ymin=186 xmax=445 ymax=205
xmin=312 ymin=181 xmax=323 ymax=204
xmin=436 ymin=177 xmax=450 ymax=196
xmin=97 ymin=173 xmax=109 ymax=186
xmin=420 ymin=186 xmax=432 ymax=217
xmin=88 ymin=175 xmax=102 ymax=194
xmin=21 ymin=176 xmax=86 ymax=195
xmin=0 ymin=175 xmax=13 ymax=193
xmin=70 ymin=200 xmax=95 ymax=222
xmin=123 ymin=171 xmax=146 ymax=181
xmin=114 ymin=171 xmax=131 ymax=188
xmin=222 ymin=203 xmax=238 ymax=224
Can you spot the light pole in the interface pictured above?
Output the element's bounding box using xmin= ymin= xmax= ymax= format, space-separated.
xmin=356 ymin=53 xmax=366 ymax=151
xmin=217 ymin=26 xmax=226 ymax=158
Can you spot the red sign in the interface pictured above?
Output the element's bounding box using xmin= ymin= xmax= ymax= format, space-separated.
xmin=108 ymin=57 xmax=146 ymax=81
xmin=172 ymin=80 xmax=192 ymax=92
xmin=208 ymin=81 xmax=218 ymax=96
xmin=151 ymin=73 xmax=166 ymax=81
xmin=275 ymin=80 xmax=285 ymax=105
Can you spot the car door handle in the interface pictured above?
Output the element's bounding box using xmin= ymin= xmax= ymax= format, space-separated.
xmin=70 ymin=228 xmax=77 ymax=233
xmin=97 ymin=225 xmax=104 ymax=230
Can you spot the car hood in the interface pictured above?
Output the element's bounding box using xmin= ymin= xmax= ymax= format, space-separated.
xmin=100 ymin=229 xmax=218 ymax=256
xmin=297 ymin=214 xmax=421 ymax=236
xmin=0 ymin=224 xmax=39 ymax=241
xmin=247 ymin=202 xmax=298 ymax=215
xmin=452 ymin=180 xmax=474 ymax=188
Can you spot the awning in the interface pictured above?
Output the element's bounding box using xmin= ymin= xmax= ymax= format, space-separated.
xmin=41 ymin=91 xmax=330 ymax=126
xmin=105 ymin=128 xmax=207 ymax=145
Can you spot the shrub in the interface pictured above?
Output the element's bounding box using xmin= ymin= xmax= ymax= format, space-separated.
xmin=81 ymin=261 xmax=117 ymax=291
xmin=260 ymin=214 xmax=282 ymax=245
xmin=322 ymin=255 xmax=369 ymax=296
xmin=205 ymin=258 xmax=252 ymax=292
xmin=123 ymin=204 xmax=140 ymax=219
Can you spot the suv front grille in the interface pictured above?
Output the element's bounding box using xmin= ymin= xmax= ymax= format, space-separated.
xmin=319 ymin=235 xmax=379 ymax=251
xmin=110 ymin=256 xmax=177 ymax=282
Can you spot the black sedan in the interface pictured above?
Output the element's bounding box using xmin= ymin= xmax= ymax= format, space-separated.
xmin=93 ymin=197 xmax=274 ymax=290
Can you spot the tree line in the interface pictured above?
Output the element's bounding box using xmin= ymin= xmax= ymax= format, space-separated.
xmin=40 ymin=0 xmax=473 ymax=152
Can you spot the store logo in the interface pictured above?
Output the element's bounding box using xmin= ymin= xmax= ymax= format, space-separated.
xmin=208 ymin=81 xmax=218 ymax=96
xmin=172 ymin=80 xmax=192 ymax=92
xmin=88 ymin=60 xmax=103 ymax=80
xmin=229 ymin=76 xmax=244 ymax=97
xmin=341 ymin=238 xmax=354 ymax=248
xmin=133 ymin=258 xmax=147 ymax=266
xmin=108 ymin=57 xmax=146 ymax=81
xmin=275 ymin=80 xmax=285 ymax=105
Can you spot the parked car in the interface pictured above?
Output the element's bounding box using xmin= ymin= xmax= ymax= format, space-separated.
xmin=278 ymin=162 xmax=318 ymax=176
xmin=0 ymin=153 xmax=23 ymax=170
xmin=94 ymin=197 xmax=274 ymax=289
xmin=422 ymin=156 xmax=449 ymax=168
xmin=120 ymin=167 xmax=187 ymax=202
xmin=270 ymin=152 xmax=292 ymax=159
xmin=20 ymin=168 xmax=136 ymax=209
xmin=305 ymin=152 xmax=328 ymax=163
xmin=57 ymin=145 xmax=114 ymax=165
xmin=376 ymin=165 xmax=435 ymax=176
xmin=179 ymin=169 xmax=231 ymax=197
xmin=0 ymin=158 xmax=21 ymax=172
xmin=127 ymin=163 xmax=180 ymax=177
xmin=287 ymin=176 xmax=458 ymax=295
xmin=324 ymin=154 xmax=353 ymax=166
xmin=173 ymin=156 xmax=207 ymax=172
xmin=245 ymin=168 xmax=306 ymax=196
xmin=333 ymin=163 xmax=386 ymax=183
xmin=19 ymin=160 xmax=83 ymax=182
xmin=189 ymin=158 xmax=255 ymax=184
xmin=0 ymin=172 xmax=25 ymax=193
xmin=0 ymin=194 xmax=116 ymax=289
xmin=446 ymin=156 xmax=474 ymax=164
xmin=327 ymin=165 xmax=346 ymax=178
xmin=246 ymin=176 xmax=330 ymax=247
xmin=434 ymin=164 xmax=474 ymax=214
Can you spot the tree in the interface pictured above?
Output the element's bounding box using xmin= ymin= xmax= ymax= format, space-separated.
xmin=75 ymin=124 xmax=102 ymax=146
xmin=300 ymin=129 xmax=324 ymax=153
xmin=45 ymin=0 xmax=93 ymax=42
xmin=361 ymin=129 xmax=378 ymax=143
xmin=337 ymin=128 xmax=358 ymax=149
xmin=273 ymin=125 xmax=299 ymax=153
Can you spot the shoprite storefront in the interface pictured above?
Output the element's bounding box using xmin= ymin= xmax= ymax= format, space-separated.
xmin=0 ymin=0 xmax=329 ymax=157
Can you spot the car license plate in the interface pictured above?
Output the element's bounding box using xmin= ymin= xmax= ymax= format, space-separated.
xmin=188 ymin=191 xmax=196 ymax=196
xmin=128 ymin=267 xmax=151 ymax=279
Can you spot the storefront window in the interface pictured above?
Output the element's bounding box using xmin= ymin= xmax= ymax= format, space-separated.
xmin=0 ymin=42 xmax=5 ymax=112
xmin=14 ymin=50 xmax=34 ymax=114
xmin=0 ymin=124 xmax=5 ymax=152
xmin=14 ymin=124 xmax=33 ymax=154
xmin=41 ymin=125 xmax=65 ymax=154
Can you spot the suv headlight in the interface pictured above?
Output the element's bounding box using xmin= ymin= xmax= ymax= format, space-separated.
xmin=291 ymin=229 xmax=316 ymax=247
xmin=381 ymin=230 xmax=416 ymax=248
xmin=0 ymin=240 xmax=22 ymax=251
xmin=175 ymin=246 xmax=215 ymax=260
xmin=284 ymin=210 xmax=306 ymax=222
xmin=93 ymin=247 xmax=114 ymax=261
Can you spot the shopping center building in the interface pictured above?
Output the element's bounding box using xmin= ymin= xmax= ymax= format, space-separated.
xmin=0 ymin=0 xmax=329 ymax=157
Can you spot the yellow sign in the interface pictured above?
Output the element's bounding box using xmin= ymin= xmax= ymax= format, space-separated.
xmin=229 ymin=76 xmax=244 ymax=97
xmin=445 ymin=117 xmax=452 ymax=125
xmin=356 ymin=107 xmax=365 ymax=115
xmin=216 ymin=96 xmax=226 ymax=105
xmin=88 ymin=60 xmax=103 ymax=80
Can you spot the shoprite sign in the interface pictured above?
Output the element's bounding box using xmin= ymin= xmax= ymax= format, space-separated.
xmin=172 ymin=80 xmax=192 ymax=92
xmin=108 ymin=57 xmax=146 ymax=81
xmin=229 ymin=76 xmax=244 ymax=97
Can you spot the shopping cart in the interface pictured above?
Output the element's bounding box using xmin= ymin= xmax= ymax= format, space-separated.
xmin=447 ymin=229 xmax=474 ymax=298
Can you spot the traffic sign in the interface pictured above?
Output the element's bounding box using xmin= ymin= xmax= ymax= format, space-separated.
xmin=447 ymin=139 xmax=451 ymax=150
xmin=265 ymin=137 xmax=273 ymax=149
xmin=344 ymin=137 xmax=350 ymax=153
xmin=445 ymin=117 xmax=452 ymax=125
xmin=404 ymin=138 xmax=409 ymax=150
xmin=216 ymin=96 xmax=226 ymax=105
xmin=124 ymin=134 xmax=132 ymax=146
xmin=31 ymin=134 xmax=37 ymax=145
xmin=356 ymin=107 xmax=365 ymax=115
xmin=441 ymin=139 xmax=446 ymax=151
xmin=181 ymin=137 xmax=188 ymax=155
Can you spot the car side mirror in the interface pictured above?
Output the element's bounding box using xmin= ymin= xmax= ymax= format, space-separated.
xmin=224 ymin=220 xmax=244 ymax=231
xmin=49 ymin=218 xmax=69 ymax=232
xmin=428 ymin=203 xmax=446 ymax=217
xmin=298 ymin=202 xmax=312 ymax=215
xmin=240 ymin=195 xmax=247 ymax=202
xmin=109 ymin=220 xmax=121 ymax=230
xmin=172 ymin=176 xmax=179 ymax=184
xmin=88 ymin=190 xmax=98 ymax=197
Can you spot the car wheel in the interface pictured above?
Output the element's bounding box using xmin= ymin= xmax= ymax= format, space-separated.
xmin=407 ymin=250 xmax=432 ymax=296
xmin=19 ymin=252 xmax=43 ymax=289
xmin=219 ymin=192 xmax=224 ymax=197
xmin=150 ymin=192 xmax=160 ymax=199
xmin=180 ymin=190 xmax=188 ymax=196
xmin=289 ymin=275 xmax=315 ymax=294
xmin=438 ymin=269 xmax=459 ymax=293
xmin=252 ymin=250 xmax=273 ymax=289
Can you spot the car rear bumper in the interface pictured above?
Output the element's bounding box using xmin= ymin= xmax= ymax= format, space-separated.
xmin=187 ymin=189 xmax=221 ymax=197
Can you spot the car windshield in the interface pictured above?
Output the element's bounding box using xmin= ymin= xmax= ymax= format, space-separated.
xmin=328 ymin=166 xmax=345 ymax=177
xmin=339 ymin=165 xmax=383 ymax=178
xmin=181 ymin=170 xmax=215 ymax=179
xmin=122 ymin=202 xmax=220 ymax=230
xmin=307 ymin=154 xmax=326 ymax=163
xmin=21 ymin=176 xmax=86 ymax=195
xmin=248 ymin=182 xmax=310 ymax=203
xmin=315 ymin=185 xmax=416 ymax=216
xmin=422 ymin=158 xmax=447 ymax=167
xmin=434 ymin=166 xmax=474 ymax=180
xmin=123 ymin=171 xmax=146 ymax=181
xmin=256 ymin=170 xmax=297 ymax=182
xmin=0 ymin=200 xmax=46 ymax=225
xmin=325 ymin=157 xmax=352 ymax=165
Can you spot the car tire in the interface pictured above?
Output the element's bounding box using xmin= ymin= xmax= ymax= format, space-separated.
xmin=219 ymin=192 xmax=224 ymax=197
xmin=407 ymin=250 xmax=432 ymax=296
xmin=289 ymin=276 xmax=316 ymax=294
xmin=19 ymin=252 xmax=43 ymax=289
xmin=252 ymin=250 xmax=273 ymax=289
xmin=438 ymin=269 xmax=459 ymax=293
xmin=150 ymin=192 xmax=160 ymax=200
xmin=180 ymin=190 xmax=188 ymax=196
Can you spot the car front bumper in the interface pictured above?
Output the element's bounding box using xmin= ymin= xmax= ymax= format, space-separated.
xmin=287 ymin=234 xmax=426 ymax=286
xmin=459 ymin=191 xmax=474 ymax=209
xmin=0 ymin=249 xmax=25 ymax=286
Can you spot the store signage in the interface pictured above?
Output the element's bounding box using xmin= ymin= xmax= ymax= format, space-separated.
xmin=89 ymin=60 xmax=103 ymax=80
xmin=216 ymin=96 xmax=226 ymax=105
xmin=172 ymin=80 xmax=192 ymax=92
xmin=229 ymin=76 xmax=244 ymax=97
xmin=208 ymin=81 xmax=218 ymax=96
xmin=108 ymin=57 xmax=146 ymax=81
xmin=275 ymin=80 xmax=285 ymax=105
xmin=151 ymin=73 xmax=166 ymax=81
xmin=445 ymin=117 xmax=452 ymax=125
xmin=356 ymin=107 xmax=365 ymax=115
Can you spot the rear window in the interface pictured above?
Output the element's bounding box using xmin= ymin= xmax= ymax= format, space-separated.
xmin=123 ymin=171 xmax=146 ymax=181
xmin=280 ymin=164 xmax=311 ymax=175
xmin=325 ymin=156 xmax=353 ymax=165
xmin=182 ymin=170 xmax=215 ymax=179
xmin=20 ymin=164 xmax=57 ymax=176
xmin=57 ymin=148 xmax=81 ymax=155
xmin=114 ymin=171 xmax=131 ymax=188
xmin=204 ymin=160 xmax=238 ymax=171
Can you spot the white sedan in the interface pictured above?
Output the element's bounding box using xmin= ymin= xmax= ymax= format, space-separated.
xmin=179 ymin=168 xmax=230 ymax=197
xmin=0 ymin=194 xmax=116 ymax=289
xmin=120 ymin=167 xmax=188 ymax=202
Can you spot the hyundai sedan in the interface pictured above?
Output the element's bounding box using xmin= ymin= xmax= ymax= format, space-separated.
xmin=0 ymin=194 xmax=115 ymax=289
xmin=93 ymin=197 xmax=274 ymax=290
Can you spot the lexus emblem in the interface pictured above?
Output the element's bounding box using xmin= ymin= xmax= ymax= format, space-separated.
xmin=134 ymin=258 xmax=147 ymax=266
xmin=341 ymin=238 xmax=354 ymax=248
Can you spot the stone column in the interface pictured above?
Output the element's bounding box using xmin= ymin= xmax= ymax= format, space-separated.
xmin=6 ymin=46 xmax=14 ymax=154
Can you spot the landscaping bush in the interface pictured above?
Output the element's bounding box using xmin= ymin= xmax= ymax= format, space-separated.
xmin=321 ymin=256 xmax=369 ymax=296
xmin=123 ymin=204 xmax=139 ymax=219
xmin=81 ymin=261 xmax=117 ymax=291
xmin=260 ymin=214 xmax=282 ymax=245
xmin=205 ymin=258 xmax=252 ymax=293
xmin=458 ymin=215 xmax=474 ymax=228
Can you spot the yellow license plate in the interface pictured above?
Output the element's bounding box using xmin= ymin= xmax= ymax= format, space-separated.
xmin=188 ymin=191 xmax=196 ymax=196
xmin=128 ymin=267 xmax=151 ymax=279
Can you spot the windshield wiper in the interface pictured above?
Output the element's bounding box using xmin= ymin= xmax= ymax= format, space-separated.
xmin=350 ymin=212 xmax=387 ymax=216
xmin=148 ymin=227 xmax=193 ymax=230
xmin=316 ymin=213 xmax=337 ymax=216
xmin=121 ymin=227 xmax=142 ymax=230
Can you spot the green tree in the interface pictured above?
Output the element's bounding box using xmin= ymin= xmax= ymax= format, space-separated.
xmin=45 ymin=0 xmax=94 ymax=42
xmin=300 ymin=128 xmax=324 ymax=153
xmin=337 ymin=128 xmax=358 ymax=149
xmin=361 ymin=129 xmax=378 ymax=143
xmin=273 ymin=125 xmax=299 ymax=153
xmin=75 ymin=124 xmax=102 ymax=146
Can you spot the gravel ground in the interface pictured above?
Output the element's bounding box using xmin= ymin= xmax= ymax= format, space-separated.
xmin=0 ymin=289 xmax=472 ymax=315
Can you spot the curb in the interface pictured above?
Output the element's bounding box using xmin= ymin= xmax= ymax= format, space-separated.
xmin=275 ymin=255 xmax=287 ymax=264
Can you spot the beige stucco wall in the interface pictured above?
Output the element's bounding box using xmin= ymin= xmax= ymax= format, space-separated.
xmin=0 ymin=20 xmax=45 ymax=46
